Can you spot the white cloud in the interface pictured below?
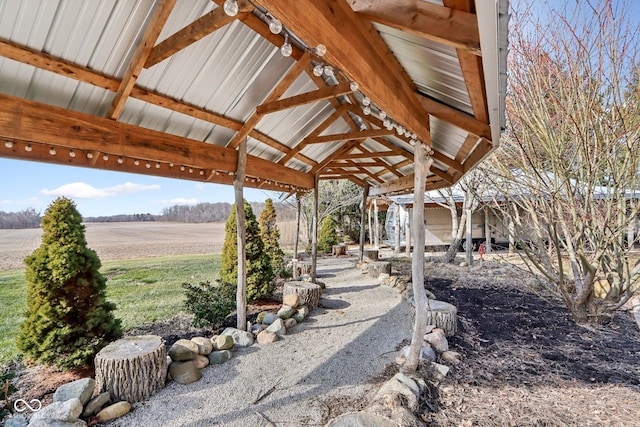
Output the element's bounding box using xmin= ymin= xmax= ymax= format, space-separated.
xmin=0 ymin=197 xmax=42 ymax=207
xmin=105 ymin=182 xmax=161 ymax=193
xmin=41 ymin=182 xmax=113 ymax=199
xmin=153 ymin=198 xmax=198 ymax=205
xmin=41 ymin=181 xmax=161 ymax=199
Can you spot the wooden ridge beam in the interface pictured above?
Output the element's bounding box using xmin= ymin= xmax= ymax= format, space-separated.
xmin=257 ymin=82 xmax=352 ymax=115
xmin=310 ymin=139 xmax=361 ymax=174
xmin=256 ymin=0 xmax=431 ymax=143
xmin=352 ymin=1 xmax=480 ymax=55
xmin=306 ymin=128 xmax=394 ymax=145
xmin=335 ymin=150 xmax=397 ymax=160
xmin=107 ymin=0 xmax=177 ymax=119
xmin=0 ymin=93 xmax=314 ymax=189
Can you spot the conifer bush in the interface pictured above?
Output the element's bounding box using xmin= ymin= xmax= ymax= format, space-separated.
xmin=219 ymin=200 xmax=274 ymax=302
xmin=259 ymin=198 xmax=287 ymax=278
xmin=182 ymin=281 xmax=235 ymax=327
xmin=16 ymin=197 xmax=122 ymax=369
xmin=318 ymin=215 xmax=338 ymax=253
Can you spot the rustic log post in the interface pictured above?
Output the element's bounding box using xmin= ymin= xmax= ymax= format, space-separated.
xmin=394 ymin=205 xmax=401 ymax=255
xmin=294 ymin=192 xmax=301 ymax=261
xmin=405 ymin=142 xmax=433 ymax=374
xmin=374 ymin=199 xmax=380 ymax=249
xmin=363 ymin=249 xmax=379 ymax=261
xmin=284 ymin=281 xmax=322 ymax=310
xmin=405 ymin=207 xmax=412 ymax=256
xmin=424 ymin=300 xmax=458 ymax=336
xmin=333 ymin=244 xmax=346 ymax=256
xmin=368 ymin=261 xmax=392 ymax=278
xmin=95 ymin=335 xmax=166 ymax=403
xmin=234 ymin=138 xmax=247 ymax=330
xmin=359 ymin=183 xmax=369 ymax=262
xmin=311 ymin=174 xmax=319 ymax=283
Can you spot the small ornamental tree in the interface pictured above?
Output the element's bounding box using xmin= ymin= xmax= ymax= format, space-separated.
xmin=318 ymin=215 xmax=338 ymax=253
xmin=220 ymin=200 xmax=274 ymax=302
xmin=259 ymin=199 xmax=286 ymax=277
xmin=17 ymin=197 xmax=122 ymax=369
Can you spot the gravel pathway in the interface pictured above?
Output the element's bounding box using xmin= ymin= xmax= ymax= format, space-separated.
xmin=111 ymin=256 xmax=413 ymax=426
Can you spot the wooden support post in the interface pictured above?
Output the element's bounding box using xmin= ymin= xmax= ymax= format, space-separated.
xmin=234 ymin=138 xmax=247 ymax=330
xmin=466 ymin=208 xmax=473 ymax=266
xmin=374 ymin=199 xmax=380 ymax=249
xmin=359 ymin=184 xmax=369 ymax=262
xmin=394 ymin=205 xmax=401 ymax=256
xmin=484 ymin=207 xmax=492 ymax=254
xmin=311 ymin=174 xmax=319 ymax=283
xmin=404 ymin=142 xmax=433 ymax=374
xmin=405 ymin=207 xmax=412 ymax=257
xmin=368 ymin=204 xmax=373 ymax=246
xmin=294 ymin=192 xmax=301 ymax=260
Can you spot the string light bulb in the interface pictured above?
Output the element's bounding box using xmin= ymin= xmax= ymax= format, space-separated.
xmin=350 ymin=81 xmax=359 ymax=92
xmin=25 ymin=144 xmax=32 ymax=152
xmin=4 ymin=141 xmax=13 ymax=148
xmin=223 ymin=0 xmax=238 ymax=16
xmin=134 ymin=160 xmax=140 ymax=166
xmin=268 ymin=17 xmax=282 ymax=34
xmin=323 ymin=65 xmax=334 ymax=76
xmin=102 ymin=154 xmax=109 ymax=161
xmin=117 ymin=157 xmax=124 ymax=164
xmin=363 ymin=106 xmax=371 ymax=115
xmin=362 ymin=96 xmax=371 ymax=106
xmin=280 ymin=34 xmax=292 ymax=57
xmin=315 ymin=44 xmax=327 ymax=57
xmin=313 ymin=64 xmax=324 ymax=77
xmin=86 ymin=152 xmax=93 ymax=159
xmin=379 ymin=111 xmax=387 ymax=120
xmin=49 ymin=148 xmax=56 ymax=155
xmin=69 ymin=150 xmax=76 ymax=158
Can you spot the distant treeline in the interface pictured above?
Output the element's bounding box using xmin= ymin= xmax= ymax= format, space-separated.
xmin=0 ymin=201 xmax=296 ymax=229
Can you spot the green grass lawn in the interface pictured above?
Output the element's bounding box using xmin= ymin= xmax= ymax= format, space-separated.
xmin=0 ymin=253 xmax=221 ymax=367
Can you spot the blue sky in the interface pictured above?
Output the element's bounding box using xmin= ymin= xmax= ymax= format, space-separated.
xmin=0 ymin=158 xmax=283 ymax=217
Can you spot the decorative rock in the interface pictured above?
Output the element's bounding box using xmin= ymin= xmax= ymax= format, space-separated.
xmin=378 ymin=273 xmax=390 ymax=283
xmin=424 ymin=328 xmax=449 ymax=354
xmin=266 ymin=318 xmax=286 ymax=337
xmin=53 ymin=378 xmax=95 ymax=406
xmin=31 ymin=398 xmax=82 ymax=423
xmin=298 ymin=306 xmax=309 ymax=317
xmin=327 ymin=413 xmax=396 ymax=427
xmin=262 ymin=312 xmax=280 ymax=325
xmin=441 ymin=351 xmax=462 ymax=365
xmin=193 ymin=355 xmax=210 ymax=369
xmin=373 ymin=373 xmax=420 ymax=411
xmin=191 ymin=337 xmax=213 ymax=355
xmin=277 ymin=305 xmax=296 ymax=319
xmin=256 ymin=311 xmax=269 ymax=324
xmin=283 ymin=294 xmax=300 ymax=308
xmin=293 ymin=312 xmax=306 ymax=323
xmin=81 ymin=392 xmax=111 ymax=417
xmin=284 ymin=318 xmax=297 ymax=330
xmin=432 ymin=362 xmax=450 ymax=381
xmin=213 ymin=334 xmax=235 ymax=350
xmin=27 ymin=420 xmax=86 ymax=427
xmin=4 ymin=415 xmax=28 ymax=427
xmin=459 ymin=261 xmax=468 ymax=268
xmin=257 ymin=330 xmax=279 ymax=344
xmin=251 ymin=323 xmax=266 ymax=335
xmin=95 ymin=401 xmax=131 ymax=422
xmin=400 ymin=345 xmax=435 ymax=362
xmin=208 ymin=350 xmax=233 ymax=364
xmin=221 ymin=327 xmax=254 ymax=347
xmin=168 ymin=361 xmax=202 ymax=384
xmin=424 ymin=324 xmax=436 ymax=334
xmin=168 ymin=339 xmax=199 ymax=362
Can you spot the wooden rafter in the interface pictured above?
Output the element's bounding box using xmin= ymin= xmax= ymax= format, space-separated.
xmin=417 ymin=93 xmax=491 ymax=140
xmin=455 ymin=134 xmax=480 ymax=163
xmin=431 ymin=150 xmax=464 ymax=173
xmin=309 ymin=139 xmax=361 ymax=175
xmin=256 ymin=82 xmax=352 ymax=115
xmin=335 ymin=151 xmax=397 ymax=160
xmin=351 ymin=1 xmax=481 ymax=55
xmin=430 ymin=165 xmax=455 ymax=184
xmin=107 ymin=0 xmax=177 ymax=119
xmin=305 ymin=129 xmax=394 ymax=145
xmin=256 ymin=0 xmax=431 ymax=143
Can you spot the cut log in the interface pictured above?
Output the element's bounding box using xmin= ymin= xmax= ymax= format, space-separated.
xmin=333 ymin=244 xmax=347 ymax=256
xmin=424 ymin=300 xmax=458 ymax=337
xmin=283 ymin=281 xmax=322 ymax=310
xmin=95 ymin=335 xmax=167 ymax=403
xmin=293 ymin=260 xmax=312 ymax=280
xmin=368 ymin=261 xmax=391 ymax=279
xmin=363 ymin=249 xmax=379 ymax=262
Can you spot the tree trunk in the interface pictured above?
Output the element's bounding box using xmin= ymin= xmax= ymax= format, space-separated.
xmin=394 ymin=206 xmax=401 ymax=256
xmin=374 ymin=199 xmax=379 ymax=249
xmin=234 ymin=138 xmax=247 ymax=330
xmin=465 ymin=208 xmax=473 ymax=266
xmin=95 ymin=335 xmax=166 ymax=403
xmin=404 ymin=143 xmax=432 ymax=374
xmin=359 ymin=184 xmax=369 ymax=262
xmin=311 ymin=174 xmax=319 ymax=283
xmin=405 ymin=207 xmax=411 ymax=257
xmin=443 ymin=212 xmax=466 ymax=263
xmin=283 ymin=281 xmax=322 ymax=310
xmin=294 ymin=193 xmax=301 ymax=260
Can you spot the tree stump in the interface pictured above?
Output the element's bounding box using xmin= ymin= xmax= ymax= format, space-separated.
xmin=293 ymin=260 xmax=312 ymax=280
xmin=363 ymin=249 xmax=378 ymax=261
xmin=95 ymin=335 xmax=167 ymax=403
xmin=284 ymin=281 xmax=322 ymax=310
xmin=368 ymin=261 xmax=391 ymax=278
xmin=424 ymin=300 xmax=458 ymax=337
xmin=332 ymin=244 xmax=347 ymax=256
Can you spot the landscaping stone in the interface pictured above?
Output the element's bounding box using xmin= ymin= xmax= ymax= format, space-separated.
xmin=400 ymin=344 xmax=435 ymax=362
xmin=213 ymin=334 xmax=234 ymax=350
xmin=293 ymin=311 xmax=306 ymax=323
xmin=432 ymin=362 xmax=450 ymax=381
xmin=251 ymin=323 xmax=266 ymax=335
xmin=284 ymin=318 xmax=297 ymax=330
xmin=95 ymin=401 xmax=131 ymax=422
xmin=221 ymin=327 xmax=254 ymax=347
xmin=257 ymin=330 xmax=279 ymax=344
xmin=373 ymin=373 xmax=420 ymax=411
xmin=327 ymin=412 xmax=396 ymax=427
xmin=208 ymin=350 xmax=233 ymax=364
xmin=191 ymin=337 xmax=213 ymax=355
xmin=168 ymin=339 xmax=199 ymax=362
xmin=28 ymin=419 xmax=87 ymax=427
xmin=441 ymin=351 xmax=462 ymax=365
xmin=31 ymin=398 xmax=82 ymax=423
xmin=256 ymin=311 xmax=269 ymax=324
xmin=193 ymin=355 xmax=210 ymax=369
xmin=168 ymin=361 xmax=201 ymax=384
xmin=277 ymin=305 xmax=296 ymax=319
xmin=298 ymin=306 xmax=309 ymax=317
xmin=424 ymin=329 xmax=449 ymax=354
xmin=266 ymin=318 xmax=286 ymax=336
xmin=262 ymin=312 xmax=280 ymax=325
xmin=81 ymin=392 xmax=111 ymax=417
xmin=4 ymin=416 xmax=28 ymax=427
xmin=53 ymin=378 xmax=95 ymax=406
xmin=283 ymin=294 xmax=300 ymax=307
